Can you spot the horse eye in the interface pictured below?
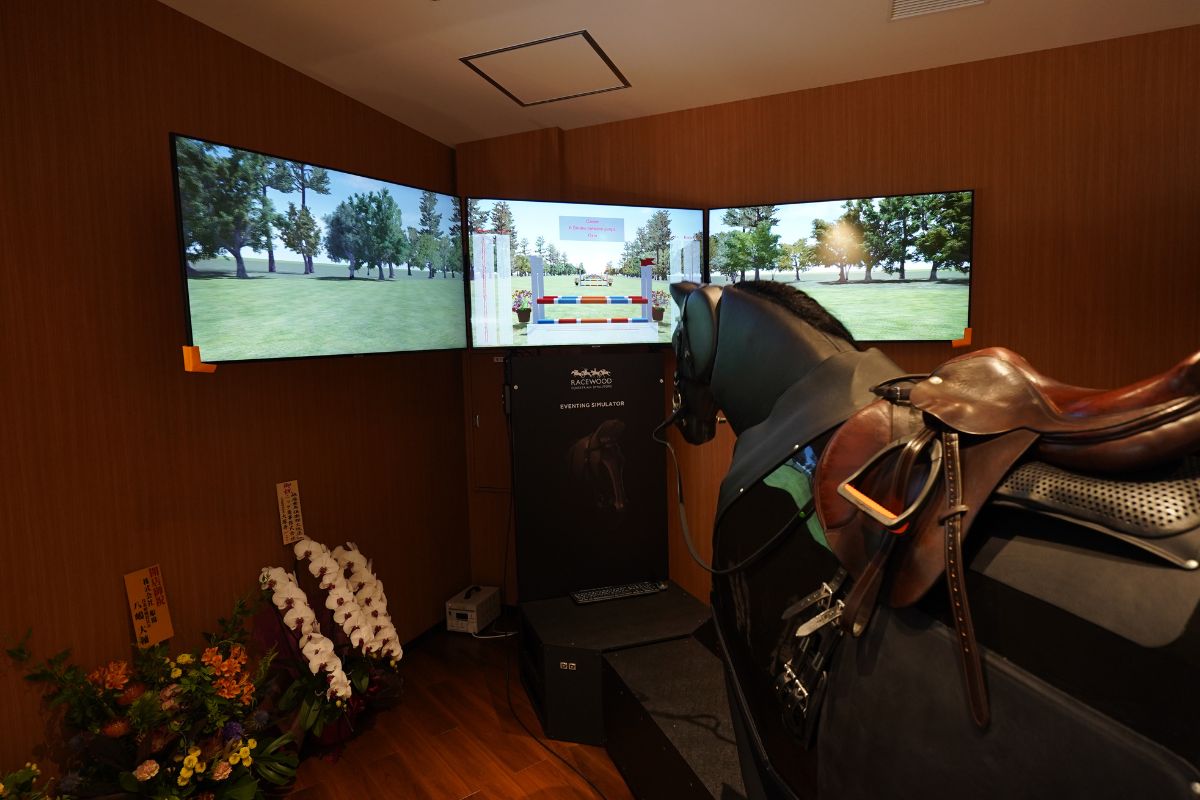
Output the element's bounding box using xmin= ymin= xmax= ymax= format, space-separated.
xmin=672 ymin=391 xmax=682 ymax=412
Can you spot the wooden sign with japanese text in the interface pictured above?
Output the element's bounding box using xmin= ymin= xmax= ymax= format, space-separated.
xmin=276 ymin=479 xmax=306 ymax=545
xmin=124 ymin=565 xmax=174 ymax=648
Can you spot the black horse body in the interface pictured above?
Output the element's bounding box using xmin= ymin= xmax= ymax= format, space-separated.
xmin=670 ymin=281 xmax=1200 ymax=800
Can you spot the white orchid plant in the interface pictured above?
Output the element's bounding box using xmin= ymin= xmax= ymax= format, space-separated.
xmin=259 ymin=538 xmax=406 ymax=737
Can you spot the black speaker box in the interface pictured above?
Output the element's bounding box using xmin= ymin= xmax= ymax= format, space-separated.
xmin=519 ymin=582 xmax=709 ymax=745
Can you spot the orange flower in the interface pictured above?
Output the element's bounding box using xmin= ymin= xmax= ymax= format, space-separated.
xmin=88 ymin=661 xmax=131 ymax=691
xmin=101 ymin=718 xmax=132 ymax=738
xmin=228 ymin=644 xmax=248 ymax=667
xmin=201 ymin=647 xmax=221 ymax=668
xmin=117 ymin=682 xmax=146 ymax=707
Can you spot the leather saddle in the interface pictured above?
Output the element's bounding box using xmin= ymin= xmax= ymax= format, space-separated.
xmin=813 ymin=346 xmax=1200 ymax=727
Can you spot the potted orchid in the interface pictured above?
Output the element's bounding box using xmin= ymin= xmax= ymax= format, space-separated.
xmin=258 ymin=538 xmax=404 ymax=754
xmin=512 ymin=289 xmax=533 ymax=323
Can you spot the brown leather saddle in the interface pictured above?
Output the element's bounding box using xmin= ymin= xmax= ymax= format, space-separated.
xmin=814 ymin=346 xmax=1200 ymax=727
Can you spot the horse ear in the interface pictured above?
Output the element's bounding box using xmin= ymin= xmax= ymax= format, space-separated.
xmin=669 ymin=281 xmax=701 ymax=308
xmin=682 ymin=286 xmax=721 ymax=380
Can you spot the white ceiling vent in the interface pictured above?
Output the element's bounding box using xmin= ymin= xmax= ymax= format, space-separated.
xmin=891 ymin=0 xmax=986 ymax=21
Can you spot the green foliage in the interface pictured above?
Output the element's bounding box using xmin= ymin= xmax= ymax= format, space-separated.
xmin=489 ymin=200 xmax=518 ymax=260
xmin=721 ymin=206 xmax=779 ymax=232
xmin=915 ymin=191 xmax=973 ymax=278
xmin=418 ymin=190 xmax=442 ymax=237
xmin=2 ymin=762 xmax=53 ymax=800
xmin=748 ymin=221 xmax=783 ymax=280
xmin=175 ymin=140 xmax=274 ymax=277
xmin=709 ymin=230 xmax=752 ymax=282
xmin=23 ymin=648 xmax=115 ymax=732
xmin=278 ymin=203 xmax=322 ymax=265
xmin=325 ymin=189 xmax=406 ymax=279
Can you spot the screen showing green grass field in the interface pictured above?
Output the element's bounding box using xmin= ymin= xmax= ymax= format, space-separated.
xmin=173 ymin=135 xmax=467 ymax=361
xmin=708 ymin=191 xmax=973 ymax=341
xmin=467 ymin=199 xmax=704 ymax=347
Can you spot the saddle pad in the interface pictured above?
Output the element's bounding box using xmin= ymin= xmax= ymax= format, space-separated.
xmin=992 ymin=457 xmax=1200 ymax=569
xmin=818 ymin=606 xmax=1200 ymax=800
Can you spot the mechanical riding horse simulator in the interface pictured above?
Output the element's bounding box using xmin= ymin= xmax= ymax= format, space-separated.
xmin=667 ymin=280 xmax=1200 ymax=800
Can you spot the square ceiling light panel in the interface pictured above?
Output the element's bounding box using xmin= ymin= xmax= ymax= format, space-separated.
xmin=462 ymin=31 xmax=630 ymax=107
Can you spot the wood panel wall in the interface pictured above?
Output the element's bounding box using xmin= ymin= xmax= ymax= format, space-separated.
xmin=458 ymin=25 xmax=1200 ymax=604
xmin=0 ymin=0 xmax=468 ymax=767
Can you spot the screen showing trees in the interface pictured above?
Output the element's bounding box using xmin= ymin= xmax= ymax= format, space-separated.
xmin=173 ymin=135 xmax=467 ymax=361
xmin=708 ymin=191 xmax=972 ymax=341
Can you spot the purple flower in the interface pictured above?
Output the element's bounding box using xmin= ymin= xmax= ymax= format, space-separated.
xmin=221 ymin=721 xmax=245 ymax=742
xmin=59 ymin=773 xmax=83 ymax=793
xmin=248 ymin=709 xmax=270 ymax=732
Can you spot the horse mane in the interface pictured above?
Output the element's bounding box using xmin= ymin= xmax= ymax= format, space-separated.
xmin=733 ymin=281 xmax=862 ymax=350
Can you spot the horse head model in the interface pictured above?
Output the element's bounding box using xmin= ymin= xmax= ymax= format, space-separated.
xmin=667 ymin=279 xmax=1200 ymax=799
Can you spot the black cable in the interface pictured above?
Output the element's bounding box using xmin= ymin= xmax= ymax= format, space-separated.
xmin=651 ymin=414 xmax=812 ymax=576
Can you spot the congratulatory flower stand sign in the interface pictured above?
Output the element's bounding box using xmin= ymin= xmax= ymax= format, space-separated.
xmin=123 ymin=564 xmax=174 ymax=648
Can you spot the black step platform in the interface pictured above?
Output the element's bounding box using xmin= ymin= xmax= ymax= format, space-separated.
xmin=604 ymin=623 xmax=748 ymax=800
xmin=518 ymin=582 xmax=710 ymax=745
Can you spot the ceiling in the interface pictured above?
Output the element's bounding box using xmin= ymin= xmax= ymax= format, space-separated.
xmin=158 ymin=0 xmax=1200 ymax=146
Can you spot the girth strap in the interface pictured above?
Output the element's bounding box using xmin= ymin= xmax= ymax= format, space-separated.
xmin=941 ymin=431 xmax=988 ymax=728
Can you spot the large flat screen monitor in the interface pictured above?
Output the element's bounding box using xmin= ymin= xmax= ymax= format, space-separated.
xmin=466 ymin=199 xmax=704 ymax=348
xmin=172 ymin=134 xmax=467 ymax=362
xmin=708 ymin=191 xmax=973 ymax=341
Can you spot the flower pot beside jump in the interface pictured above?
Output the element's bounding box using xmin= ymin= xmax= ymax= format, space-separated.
xmin=652 ymin=307 xmax=665 ymax=322
xmin=516 ymin=308 xmax=531 ymax=324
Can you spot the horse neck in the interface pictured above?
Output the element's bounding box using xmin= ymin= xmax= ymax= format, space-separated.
xmin=710 ymin=291 xmax=856 ymax=435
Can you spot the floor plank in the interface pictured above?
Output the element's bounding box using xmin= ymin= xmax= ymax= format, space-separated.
xmin=292 ymin=630 xmax=634 ymax=800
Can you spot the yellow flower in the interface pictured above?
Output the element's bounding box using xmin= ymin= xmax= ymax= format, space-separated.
xmin=183 ymin=754 xmax=198 ymax=769
xmin=229 ymin=753 xmax=241 ymax=766
xmin=1 ymin=781 xmax=7 ymax=797
xmin=238 ymin=746 xmax=250 ymax=759
xmin=196 ymin=760 xmax=207 ymax=774
xmin=188 ymin=746 xmax=200 ymax=756
xmin=243 ymin=756 xmax=253 ymax=768
xmin=247 ymin=738 xmax=257 ymax=750
xmin=177 ymin=773 xmax=189 ymax=787
xmin=180 ymin=767 xmax=193 ymax=779
xmin=170 ymin=668 xmax=182 ymax=679
xmin=176 ymin=653 xmax=194 ymax=664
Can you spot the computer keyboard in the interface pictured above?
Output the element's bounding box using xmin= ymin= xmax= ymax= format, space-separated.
xmin=570 ymin=581 xmax=669 ymax=605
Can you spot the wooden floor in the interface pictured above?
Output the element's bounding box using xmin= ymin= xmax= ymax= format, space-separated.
xmin=288 ymin=629 xmax=636 ymax=800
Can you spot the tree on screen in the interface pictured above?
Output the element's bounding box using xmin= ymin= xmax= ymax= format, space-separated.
xmin=842 ymin=199 xmax=892 ymax=283
xmin=511 ymin=238 xmax=531 ymax=277
xmin=419 ymin=191 xmax=442 ymax=237
xmin=468 ymin=199 xmax=489 ymax=233
xmin=324 ymin=202 xmax=361 ymax=277
xmin=175 ymin=140 xmax=270 ymax=280
xmin=278 ymin=203 xmax=322 ymax=275
xmin=876 ymin=195 xmax=921 ymax=279
xmin=386 ymin=215 xmax=409 ymax=279
xmin=748 ymin=221 xmax=783 ymax=281
xmin=489 ymin=201 xmax=518 ymax=261
xmin=721 ymin=206 xmax=779 ymax=282
xmin=710 ymin=230 xmax=751 ymax=284
xmin=324 ymin=190 xmax=402 ymax=279
xmin=642 ymin=210 xmax=674 ymax=280
xmin=245 ymin=155 xmax=292 ymax=273
xmin=780 ymin=238 xmax=817 ymax=281
xmin=812 ymin=217 xmax=864 ymax=284
xmin=284 ymin=163 xmax=331 ymax=274
xmin=916 ymin=192 xmax=973 ymax=280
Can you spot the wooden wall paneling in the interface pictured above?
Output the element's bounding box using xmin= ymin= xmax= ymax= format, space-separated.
xmin=457 ymin=25 xmax=1200 ymax=603
xmin=0 ymin=0 xmax=467 ymax=768
xmin=456 ymin=128 xmax=565 ymax=200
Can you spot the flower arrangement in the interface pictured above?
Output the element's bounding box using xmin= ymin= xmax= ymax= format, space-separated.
xmin=258 ymin=538 xmax=405 ymax=747
xmin=11 ymin=602 xmax=298 ymax=799
xmin=511 ymin=289 xmax=533 ymax=312
xmin=0 ymin=763 xmax=51 ymax=800
xmin=651 ymin=289 xmax=670 ymax=309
